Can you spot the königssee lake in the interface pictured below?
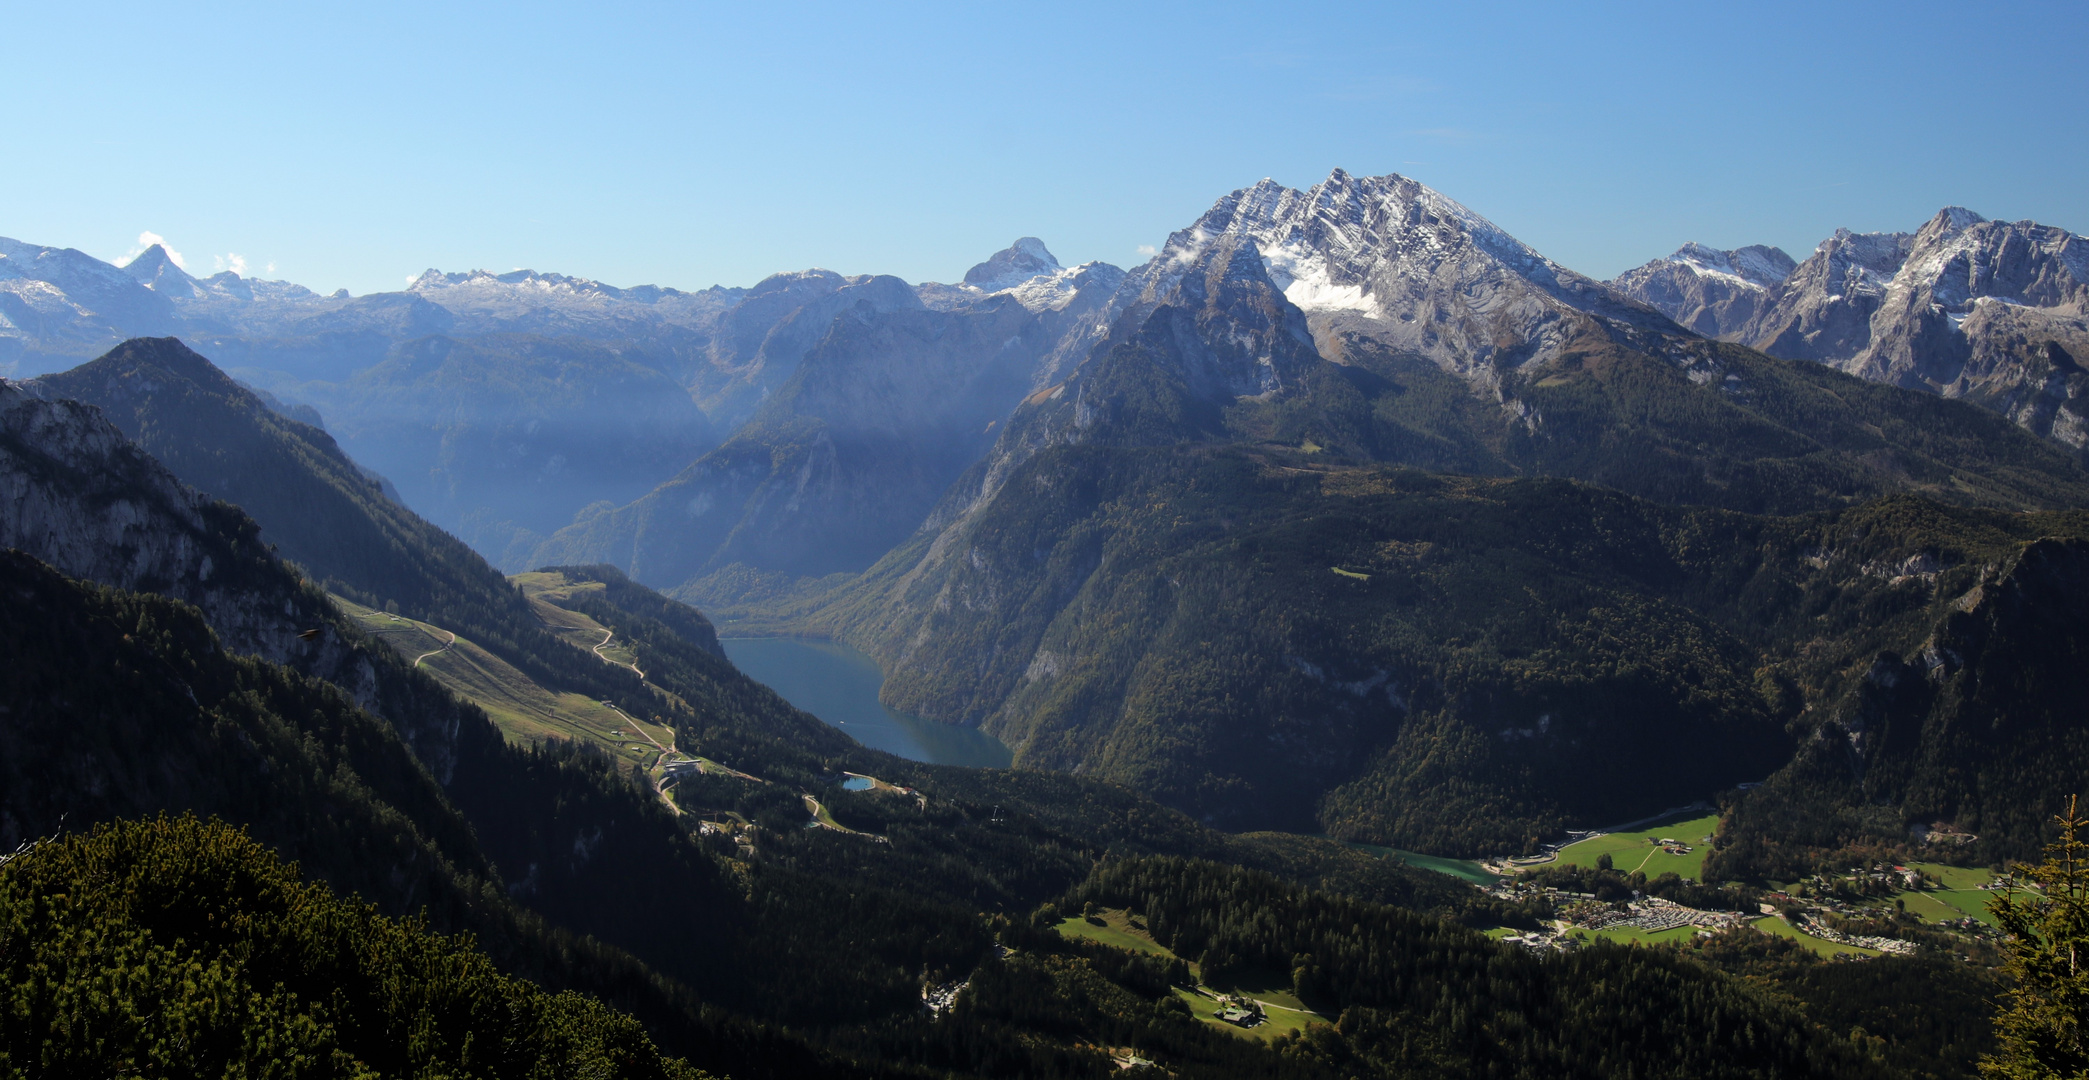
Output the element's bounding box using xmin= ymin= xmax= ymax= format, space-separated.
xmin=720 ymin=637 xmax=1013 ymax=768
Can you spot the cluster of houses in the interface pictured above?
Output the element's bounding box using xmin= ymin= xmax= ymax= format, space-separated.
xmin=1557 ymin=896 xmax=1749 ymax=936
xmin=1784 ymin=911 xmax=1919 ymax=956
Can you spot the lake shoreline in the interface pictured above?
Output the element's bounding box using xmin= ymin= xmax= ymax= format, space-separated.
xmin=720 ymin=636 xmax=1014 ymax=769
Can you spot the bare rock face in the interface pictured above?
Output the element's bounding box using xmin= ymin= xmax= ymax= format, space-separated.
xmin=1741 ymin=227 xmax=1917 ymax=364
xmin=1624 ymin=208 xmax=2089 ymax=455
xmin=1847 ymin=210 xmax=2089 ymax=394
xmin=1115 ymin=169 xmax=1675 ymax=395
xmin=1607 ymin=243 xmax=1796 ymax=338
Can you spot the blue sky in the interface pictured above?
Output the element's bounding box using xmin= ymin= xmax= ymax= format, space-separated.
xmin=9 ymin=1 xmax=2084 ymax=296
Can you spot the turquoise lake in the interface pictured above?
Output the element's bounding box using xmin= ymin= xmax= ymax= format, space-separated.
xmin=719 ymin=637 xmax=1014 ymax=769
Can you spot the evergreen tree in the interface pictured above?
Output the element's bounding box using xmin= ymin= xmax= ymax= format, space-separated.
xmin=1986 ymin=797 xmax=2089 ymax=1079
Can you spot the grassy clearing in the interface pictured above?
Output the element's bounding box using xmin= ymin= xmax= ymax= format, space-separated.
xmin=1168 ymin=986 xmax=1322 ymax=1042
xmin=331 ymin=595 xmax=673 ymax=766
xmin=1333 ymin=840 xmax=1497 ymax=884
xmin=1907 ymin=861 xmax=1997 ymax=890
xmin=697 ymin=758 xmax=766 ymax=783
xmin=1554 ymin=814 xmax=1719 ymax=880
xmin=1058 ymin=912 xmax=1328 ymax=1041
xmin=1892 ymin=890 xmax=1969 ymax=924
xmin=1864 ymin=863 xmax=2005 ymax=927
xmin=1749 ymin=916 xmax=1880 ymax=958
xmin=802 ymin=795 xmax=858 ymax=833
xmin=1923 ymin=888 xmax=2003 ymax=925
xmin=512 ymin=571 xmax=642 ymax=668
xmin=1055 ymin=913 xmax=1175 ymax=958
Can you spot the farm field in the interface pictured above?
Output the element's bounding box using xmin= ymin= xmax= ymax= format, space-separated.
xmin=1169 ymin=986 xmax=1321 ymax=1041
xmin=1554 ymin=814 xmax=1719 ymax=879
xmin=1890 ymin=885 xmax=2002 ymax=926
xmin=1908 ymin=862 xmax=1997 ymax=890
xmin=331 ymin=595 xmax=673 ymax=765
xmin=1849 ymin=863 xmax=2006 ymax=927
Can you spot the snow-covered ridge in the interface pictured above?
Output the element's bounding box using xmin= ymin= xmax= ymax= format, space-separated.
xmin=406 ymin=267 xmax=702 ymax=305
xmin=1147 ymin=168 xmax=1576 ymax=321
xmin=921 ymin=239 xmax=1125 ymax=314
xmin=1663 ymin=243 xmax=1796 ymax=290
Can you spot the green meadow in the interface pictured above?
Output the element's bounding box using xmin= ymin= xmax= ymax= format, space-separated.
xmin=1058 ymin=910 xmax=1331 ymax=1042
xmin=1554 ymin=814 xmax=1719 ymax=880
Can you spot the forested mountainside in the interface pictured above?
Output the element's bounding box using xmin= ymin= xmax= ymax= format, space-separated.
xmin=1715 ymin=529 xmax=2089 ymax=878
xmin=0 ymin=544 xmax=1939 ymax=1079
xmin=24 ymin=337 xmax=680 ymax=721
xmin=1612 ymin=208 xmax=2089 ymax=455
xmin=789 ymin=438 xmax=2085 ymax=851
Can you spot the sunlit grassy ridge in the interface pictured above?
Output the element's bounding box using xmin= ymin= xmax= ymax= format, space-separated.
xmin=332 ymin=593 xmax=672 ymax=765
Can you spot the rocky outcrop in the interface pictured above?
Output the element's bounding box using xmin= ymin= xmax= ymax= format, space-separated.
xmin=1624 ymin=209 xmax=2089 ymax=455
xmin=1607 ymin=242 xmax=1796 ymax=338
xmin=963 ymin=237 xmax=1061 ymax=289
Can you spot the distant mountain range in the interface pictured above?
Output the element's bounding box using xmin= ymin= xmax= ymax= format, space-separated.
xmin=5 ymin=184 xmax=2084 ymax=571
xmin=1610 ymin=208 xmax=2089 ymax=451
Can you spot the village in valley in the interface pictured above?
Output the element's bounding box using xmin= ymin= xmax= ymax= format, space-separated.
xmin=1463 ymin=808 xmax=2012 ymax=961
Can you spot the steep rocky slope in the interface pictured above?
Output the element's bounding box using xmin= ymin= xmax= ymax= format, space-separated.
xmin=1608 ymin=242 xmax=1797 ymax=337
xmin=1617 ymin=209 xmax=2089 ymax=455
xmin=1715 ymin=513 xmax=2089 ymax=876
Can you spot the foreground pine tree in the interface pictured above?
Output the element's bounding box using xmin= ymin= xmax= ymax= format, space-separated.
xmin=1986 ymin=797 xmax=2089 ymax=1079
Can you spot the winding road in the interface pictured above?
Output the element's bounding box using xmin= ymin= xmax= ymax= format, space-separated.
xmin=412 ymin=628 xmax=456 ymax=669
xmin=594 ymin=628 xmax=645 ymax=679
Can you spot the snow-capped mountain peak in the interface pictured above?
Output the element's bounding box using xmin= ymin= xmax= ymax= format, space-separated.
xmin=962 ymin=237 xmax=1063 ymax=291
xmin=1118 ymin=169 xmax=1665 ymax=386
xmin=1665 ymin=243 xmax=1797 ymax=289
xmin=121 ymin=244 xmax=200 ymax=297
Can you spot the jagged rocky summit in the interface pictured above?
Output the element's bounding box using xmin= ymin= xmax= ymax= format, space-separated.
xmin=1613 ymin=208 xmax=2089 ymax=452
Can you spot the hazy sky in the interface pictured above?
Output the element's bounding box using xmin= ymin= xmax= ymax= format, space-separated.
xmin=9 ymin=1 xmax=2084 ymax=296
